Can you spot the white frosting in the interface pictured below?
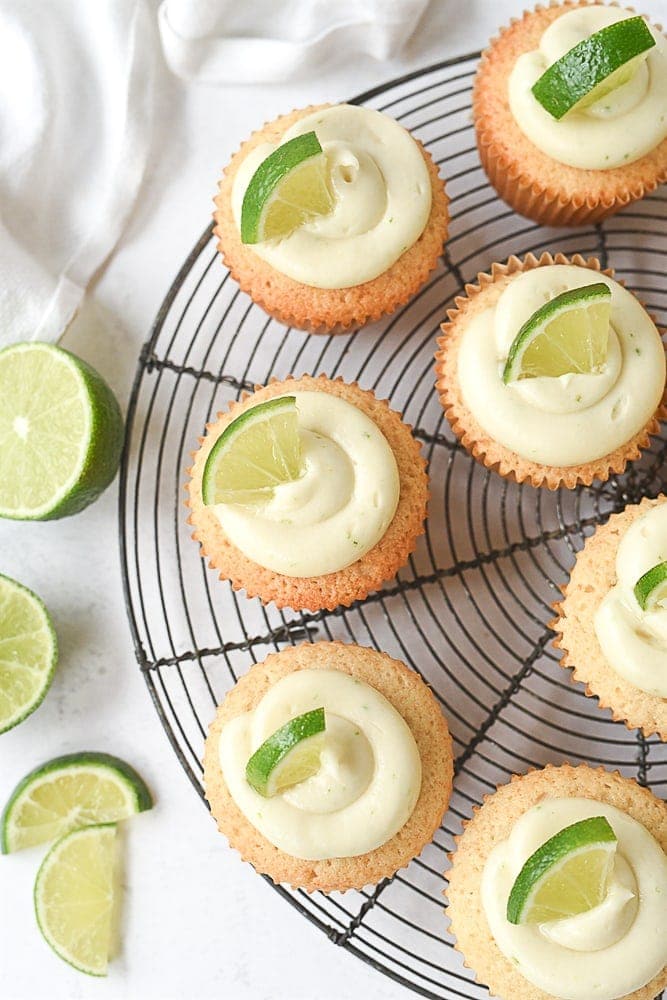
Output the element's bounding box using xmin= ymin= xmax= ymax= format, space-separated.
xmin=595 ymin=501 xmax=667 ymax=698
xmin=481 ymin=797 xmax=667 ymax=1000
xmin=231 ymin=104 xmax=432 ymax=288
xmin=218 ymin=668 xmax=422 ymax=860
xmin=456 ymin=265 xmax=665 ymax=467
xmin=213 ymin=391 xmax=400 ymax=577
xmin=509 ymin=6 xmax=667 ymax=169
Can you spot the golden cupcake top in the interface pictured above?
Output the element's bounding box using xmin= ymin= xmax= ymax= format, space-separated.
xmin=230 ymin=104 xmax=432 ymax=289
xmin=454 ymin=263 xmax=665 ymax=468
xmin=508 ymin=6 xmax=667 ymax=170
xmin=218 ymin=666 xmax=422 ymax=860
xmin=595 ymin=499 xmax=667 ymax=698
xmin=482 ymin=795 xmax=667 ymax=999
xmin=187 ymin=375 xmax=428 ymax=611
xmin=203 ymin=642 xmax=453 ymax=892
xmin=205 ymin=390 xmax=400 ymax=578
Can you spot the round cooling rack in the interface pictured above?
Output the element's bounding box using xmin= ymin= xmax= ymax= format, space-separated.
xmin=119 ymin=52 xmax=667 ymax=1000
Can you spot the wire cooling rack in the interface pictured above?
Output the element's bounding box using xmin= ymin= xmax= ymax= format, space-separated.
xmin=118 ymin=52 xmax=667 ymax=1000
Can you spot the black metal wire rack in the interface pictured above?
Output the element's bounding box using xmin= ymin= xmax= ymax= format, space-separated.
xmin=118 ymin=52 xmax=667 ymax=1000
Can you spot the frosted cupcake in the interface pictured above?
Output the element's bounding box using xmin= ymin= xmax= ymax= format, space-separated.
xmin=435 ymin=252 xmax=666 ymax=489
xmin=554 ymin=496 xmax=667 ymax=740
xmin=474 ymin=3 xmax=667 ymax=226
xmin=446 ymin=764 xmax=667 ymax=1000
xmin=213 ymin=103 xmax=449 ymax=333
xmin=186 ymin=375 xmax=428 ymax=611
xmin=204 ymin=641 xmax=454 ymax=892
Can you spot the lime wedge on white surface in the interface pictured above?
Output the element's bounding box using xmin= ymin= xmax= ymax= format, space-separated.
xmin=0 ymin=573 xmax=57 ymax=734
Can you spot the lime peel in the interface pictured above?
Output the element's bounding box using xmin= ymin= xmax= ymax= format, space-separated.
xmin=507 ymin=815 xmax=617 ymax=925
xmin=502 ymin=282 xmax=611 ymax=384
xmin=634 ymin=561 xmax=667 ymax=611
xmin=245 ymin=707 xmax=326 ymax=798
xmin=532 ymin=16 xmax=656 ymax=120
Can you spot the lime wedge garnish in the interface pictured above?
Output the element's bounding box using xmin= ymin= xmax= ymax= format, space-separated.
xmin=240 ymin=131 xmax=335 ymax=244
xmin=1 ymin=752 xmax=153 ymax=853
xmin=202 ymin=396 xmax=304 ymax=506
xmin=0 ymin=342 xmax=124 ymax=520
xmin=507 ymin=815 xmax=617 ymax=925
xmin=245 ymin=707 xmax=326 ymax=798
xmin=34 ymin=823 xmax=117 ymax=976
xmin=0 ymin=574 xmax=58 ymax=734
xmin=532 ymin=16 xmax=656 ymax=120
xmin=634 ymin=561 xmax=667 ymax=611
xmin=502 ymin=283 xmax=611 ymax=384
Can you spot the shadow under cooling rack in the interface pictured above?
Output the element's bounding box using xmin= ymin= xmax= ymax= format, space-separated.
xmin=119 ymin=52 xmax=667 ymax=1000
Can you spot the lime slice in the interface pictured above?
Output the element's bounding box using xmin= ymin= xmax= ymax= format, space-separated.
xmin=507 ymin=815 xmax=617 ymax=925
xmin=532 ymin=16 xmax=656 ymax=120
xmin=0 ymin=342 xmax=124 ymax=520
xmin=202 ymin=396 xmax=304 ymax=506
xmin=240 ymin=131 xmax=335 ymax=244
xmin=0 ymin=574 xmax=58 ymax=734
xmin=1 ymin=752 xmax=152 ymax=853
xmin=35 ymin=823 xmax=117 ymax=976
xmin=634 ymin=561 xmax=667 ymax=611
xmin=502 ymin=283 xmax=611 ymax=384
xmin=245 ymin=707 xmax=326 ymax=798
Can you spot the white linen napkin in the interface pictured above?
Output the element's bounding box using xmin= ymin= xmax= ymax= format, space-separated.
xmin=158 ymin=0 xmax=430 ymax=84
xmin=0 ymin=0 xmax=154 ymax=346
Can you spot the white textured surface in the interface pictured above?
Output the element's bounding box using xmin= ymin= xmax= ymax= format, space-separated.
xmin=1 ymin=2 xmax=665 ymax=998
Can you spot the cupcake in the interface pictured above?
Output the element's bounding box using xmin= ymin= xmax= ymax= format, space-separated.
xmin=213 ymin=103 xmax=449 ymax=333
xmin=203 ymin=641 xmax=454 ymax=892
xmin=434 ymin=252 xmax=666 ymax=490
xmin=474 ymin=3 xmax=667 ymax=226
xmin=186 ymin=374 xmax=429 ymax=612
xmin=446 ymin=763 xmax=667 ymax=1000
xmin=554 ymin=496 xmax=667 ymax=740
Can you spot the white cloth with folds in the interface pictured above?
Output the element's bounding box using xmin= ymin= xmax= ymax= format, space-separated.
xmin=158 ymin=0 xmax=430 ymax=83
xmin=0 ymin=0 xmax=428 ymax=347
xmin=0 ymin=0 xmax=154 ymax=345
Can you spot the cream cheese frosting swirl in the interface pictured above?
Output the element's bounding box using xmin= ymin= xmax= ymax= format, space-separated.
xmin=595 ymin=501 xmax=667 ymax=697
xmin=456 ymin=265 xmax=665 ymax=467
xmin=213 ymin=391 xmax=400 ymax=577
xmin=231 ymin=104 xmax=432 ymax=288
xmin=481 ymin=797 xmax=667 ymax=1000
xmin=218 ymin=668 xmax=422 ymax=860
xmin=509 ymin=6 xmax=667 ymax=170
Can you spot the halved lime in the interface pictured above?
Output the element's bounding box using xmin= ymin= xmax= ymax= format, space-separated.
xmin=0 ymin=342 xmax=124 ymax=520
xmin=532 ymin=16 xmax=656 ymax=120
xmin=502 ymin=283 xmax=611 ymax=384
xmin=246 ymin=707 xmax=326 ymax=797
xmin=240 ymin=131 xmax=335 ymax=244
xmin=507 ymin=815 xmax=617 ymax=925
xmin=35 ymin=823 xmax=117 ymax=976
xmin=202 ymin=396 xmax=304 ymax=506
xmin=634 ymin=561 xmax=667 ymax=611
xmin=1 ymin=752 xmax=152 ymax=853
xmin=0 ymin=574 xmax=58 ymax=734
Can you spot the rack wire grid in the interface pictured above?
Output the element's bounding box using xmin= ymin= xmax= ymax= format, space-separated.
xmin=119 ymin=52 xmax=667 ymax=1000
